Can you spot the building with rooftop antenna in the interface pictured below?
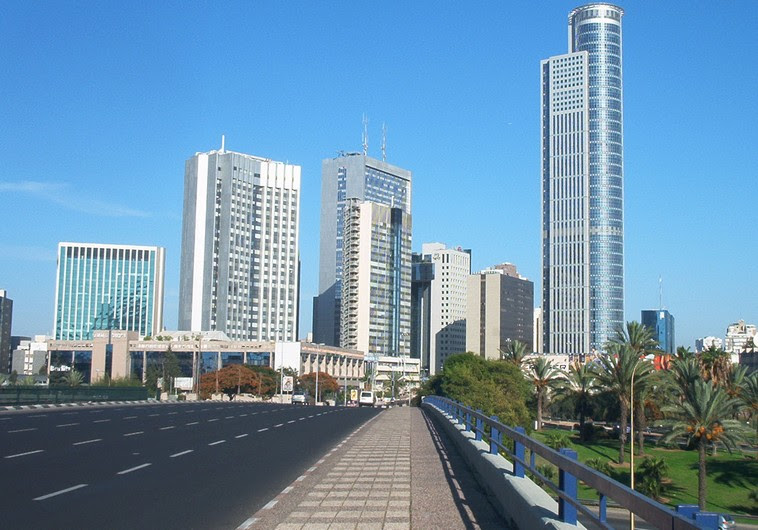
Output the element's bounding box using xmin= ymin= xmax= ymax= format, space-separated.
xmin=178 ymin=139 xmax=301 ymax=342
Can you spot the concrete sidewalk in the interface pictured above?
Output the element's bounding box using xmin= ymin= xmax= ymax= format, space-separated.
xmin=244 ymin=406 xmax=509 ymax=529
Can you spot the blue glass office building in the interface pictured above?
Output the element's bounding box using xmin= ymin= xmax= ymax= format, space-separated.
xmin=542 ymin=4 xmax=624 ymax=355
xmin=54 ymin=242 xmax=165 ymax=340
xmin=641 ymin=309 xmax=675 ymax=355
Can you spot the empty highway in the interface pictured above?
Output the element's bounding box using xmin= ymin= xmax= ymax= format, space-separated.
xmin=0 ymin=401 xmax=380 ymax=529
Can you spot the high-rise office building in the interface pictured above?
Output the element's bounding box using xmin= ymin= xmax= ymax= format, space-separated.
xmin=0 ymin=290 xmax=12 ymax=373
xmin=695 ymin=336 xmax=722 ymax=353
xmin=340 ymin=199 xmax=412 ymax=357
xmin=466 ymin=264 xmax=534 ymax=360
xmin=178 ymin=143 xmax=301 ymax=342
xmin=541 ymin=4 xmax=625 ymax=356
xmin=313 ymin=153 xmax=412 ymax=353
xmin=54 ymin=243 xmax=165 ymax=340
xmin=411 ymin=243 xmax=470 ymax=375
xmin=641 ymin=309 xmax=675 ymax=354
xmin=725 ymin=320 xmax=757 ymax=354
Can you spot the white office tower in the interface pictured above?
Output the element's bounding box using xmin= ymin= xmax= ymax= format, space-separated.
xmin=695 ymin=336 xmax=722 ymax=353
xmin=725 ymin=320 xmax=757 ymax=354
xmin=340 ymin=199 xmax=412 ymax=357
xmin=412 ymin=243 xmax=471 ymax=375
xmin=541 ymin=4 xmax=625 ymax=356
xmin=179 ymin=142 xmax=301 ymax=342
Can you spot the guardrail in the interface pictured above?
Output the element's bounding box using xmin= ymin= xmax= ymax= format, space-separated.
xmin=423 ymin=395 xmax=699 ymax=530
xmin=0 ymin=386 xmax=149 ymax=405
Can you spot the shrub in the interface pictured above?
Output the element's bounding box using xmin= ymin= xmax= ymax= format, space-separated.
xmin=636 ymin=456 xmax=669 ymax=500
xmin=544 ymin=431 xmax=572 ymax=451
xmin=585 ymin=457 xmax=612 ymax=475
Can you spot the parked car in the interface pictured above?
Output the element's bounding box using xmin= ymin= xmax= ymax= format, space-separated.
xmin=291 ymin=391 xmax=309 ymax=404
xmin=358 ymin=390 xmax=375 ymax=407
xmin=718 ymin=514 xmax=736 ymax=529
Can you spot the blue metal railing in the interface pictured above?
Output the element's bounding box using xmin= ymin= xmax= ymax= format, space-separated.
xmin=423 ymin=395 xmax=699 ymax=530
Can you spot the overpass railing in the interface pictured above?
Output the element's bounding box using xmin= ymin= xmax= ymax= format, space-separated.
xmin=423 ymin=395 xmax=698 ymax=530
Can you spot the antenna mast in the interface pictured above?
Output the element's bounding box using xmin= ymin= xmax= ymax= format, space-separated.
xmin=221 ymin=134 xmax=225 ymax=153
xmin=362 ymin=114 xmax=368 ymax=155
xmin=381 ymin=123 xmax=387 ymax=161
xmin=659 ymin=275 xmax=663 ymax=309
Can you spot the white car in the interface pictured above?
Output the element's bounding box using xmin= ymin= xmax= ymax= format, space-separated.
xmin=291 ymin=391 xmax=308 ymax=404
xmin=358 ymin=390 xmax=375 ymax=407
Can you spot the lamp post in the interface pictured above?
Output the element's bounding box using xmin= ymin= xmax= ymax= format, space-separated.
xmin=629 ymin=357 xmax=642 ymax=530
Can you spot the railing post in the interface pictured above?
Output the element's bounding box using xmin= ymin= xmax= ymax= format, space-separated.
xmin=599 ymin=494 xmax=607 ymax=523
xmin=465 ymin=411 xmax=472 ymax=432
xmin=559 ymin=448 xmax=578 ymax=525
xmin=530 ymin=450 xmax=536 ymax=470
xmin=490 ymin=415 xmax=499 ymax=455
xmin=514 ymin=426 xmax=526 ymax=478
xmin=475 ymin=410 xmax=483 ymax=441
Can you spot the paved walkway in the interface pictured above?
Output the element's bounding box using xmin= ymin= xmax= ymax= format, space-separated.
xmin=244 ymin=406 xmax=508 ymax=530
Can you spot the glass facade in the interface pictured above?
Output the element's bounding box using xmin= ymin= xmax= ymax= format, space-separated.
xmin=54 ymin=243 xmax=165 ymax=340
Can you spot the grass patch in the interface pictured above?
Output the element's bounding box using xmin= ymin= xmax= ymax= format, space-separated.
xmin=530 ymin=429 xmax=758 ymax=516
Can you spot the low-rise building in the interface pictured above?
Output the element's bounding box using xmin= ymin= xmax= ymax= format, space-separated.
xmin=11 ymin=335 xmax=48 ymax=376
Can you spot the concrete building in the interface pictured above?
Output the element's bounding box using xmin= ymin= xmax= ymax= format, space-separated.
xmin=466 ymin=264 xmax=534 ymax=360
xmin=411 ymin=243 xmax=470 ymax=375
xmin=313 ymin=152 xmax=412 ymax=351
xmin=373 ymin=355 xmax=421 ymax=397
xmin=179 ymin=142 xmax=301 ymax=342
xmin=54 ymin=243 xmax=165 ymax=341
xmin=339 ymin=199 xmax=412 ymax=358
xmin=11 ymin=336 xmax=48 ymax=376
xmin=725 ymin=320 xmax=757 ymax=364
xmin=0 ymin=290 xmax=12 ymax=373
xmin=541 ymin=4 xmax=625 ymax=356
xmin=641 ymin=309 xmax=675 ymax=354
xmin=695 ymin=336 xmax=722 ymax=353
xmin=46 ymin=330 xmax=363 ymax=387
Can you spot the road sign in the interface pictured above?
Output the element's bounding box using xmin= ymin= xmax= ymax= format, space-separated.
xmin=350 ymin=389 xmax=358 ymax=401
xmin=283 ymin=376 xmax=294 ymax=392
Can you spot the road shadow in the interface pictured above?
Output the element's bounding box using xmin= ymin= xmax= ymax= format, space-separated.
xmin=419 ymin=408 xmax=510 ymax=529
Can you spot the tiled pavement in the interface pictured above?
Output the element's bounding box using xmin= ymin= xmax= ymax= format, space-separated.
xmin=243 ymin=405 xmax=508 ymax=530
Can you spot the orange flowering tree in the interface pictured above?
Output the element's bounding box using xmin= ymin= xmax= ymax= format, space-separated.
xmin=660 ymin=379 xmax=747 ymax=510
xmin=199 ymin=364 xmax=259 ymax=401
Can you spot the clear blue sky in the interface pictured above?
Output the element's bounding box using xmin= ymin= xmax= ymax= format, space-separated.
xmin=1 ymin=1 xmax=756 ymax=349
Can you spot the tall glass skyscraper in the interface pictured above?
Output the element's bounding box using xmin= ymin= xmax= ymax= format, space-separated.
xmin=54 ymin=242 xmax=165 ymax=340
xmin=313 ymin=153 xmax=412 ymax=355
xmin=178 ymin=144 xmax=301 ymax=342
xmin=541 ymin=4 xmax=624 ymax=356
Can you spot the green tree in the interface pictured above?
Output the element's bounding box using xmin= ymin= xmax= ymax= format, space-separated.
xmin=554 ymin=362 xmax=601 ymax=440
xmin=544 ymin=430 xmax=571 ymax=450
xmin=299 ymin=371 xmax=339 ymax=402
xmin=498 ymin=340 xmax=529 ymax=367
xmin=526 ymin=356 xmax=562 ymax=430
xmin=248 ymin=365 xmax=278 ymax=397
xmin=636 ymin=456 xmax=669 ymax=500
xmin=592 ymin=342 xmax=653 ymax=464
xmin=738 ymin=372 xmax=758 ymax=436
xmin=160 ymin=350 xmax=182 ymax=392
xmin=659 ymin=379 xmax=748 ymax=510
xmin=699 ymin=345 xmax=731 ymax=386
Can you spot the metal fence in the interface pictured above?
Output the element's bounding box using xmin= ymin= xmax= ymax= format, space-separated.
xmin=423 ymin=395 xmax=699 ymax=530
xmin=0 ymin=386 xmax=148 ymax=406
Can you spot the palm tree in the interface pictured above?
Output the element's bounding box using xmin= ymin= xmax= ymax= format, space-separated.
xmin=738 ymin=372 xmax=758 ymax=436
xmin=554 ymin=362 xmax=601 ymax=440
xmin=499 ymin=339 xmax=529 ymax=367
xmin=609 ymin=321 xmax=660 ymax=455
xmin=675 ymin=346 xmax=694 ymax=361
xmin=698 ymin=345 xmax=731 ymax=386
xmin=592 ymin=343 xmax=653 ymax=464
xmin=660 ymin=380 xmax=747 ymax=510
xmin=64 ymin=369 xmax=84 ymax=387
xmin=526 ymin=357 xmax=562 ymax=430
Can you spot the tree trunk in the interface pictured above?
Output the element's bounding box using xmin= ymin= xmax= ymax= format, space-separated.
xmin=537 ymin=391 xmax=543 ymax=430
xmin=698 ymin=439 xmax=707 ymax=510
xmin=636 ymin=399 xmax=646 ymax=456
xmin=618 ymin=400 xmax=628 ymax=465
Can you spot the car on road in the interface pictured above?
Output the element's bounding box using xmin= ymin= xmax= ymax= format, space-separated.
xmin=291 ymin=391 xmax=309 ymax=404
xmin=358 ymin=390 xmax=375 ymax=407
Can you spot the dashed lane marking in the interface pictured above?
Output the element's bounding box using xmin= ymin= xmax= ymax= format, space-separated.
xmin=93 ymin=419 xmax=111 ymax=423
xmin=274 ymin=423 xmax=284 ymax=428
xmin=208 ymin=440 xmax=226 ymax=446
xmin=33 ymin=484 xmax=87 ymax=501
xmin=73 ymin=439 xmax=102 ymax=446
xmin=117 ymin=463 xmax=151 ymax=475
xmin=5 ymin=449 xmax=44 ymax=459
xmin=208 ymin=418 xmax=219 ymax=422
xmin=235 ymin=434 xmax=248 ymax=439
xmin=56 ymin=423 xmax=79 ymax=428
xmin=123 ymin=416 xmax=137 ymax=420
xmin=123 ymin=431 xmax=144 ymax=437
xmin=186 ymin=422 xmax=199 ymax=426
xmin=159 ymin=426 xmax=175 ymax=430
xmin=8 ymin=428 xmax=37 ymax=433
xmin=170 ymin=450 xmax=194 ymax=458
xmin=257 ymin=427 xmax=269 ymax=432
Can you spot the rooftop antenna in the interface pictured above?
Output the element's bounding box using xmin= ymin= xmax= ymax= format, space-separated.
xmin=220 ymin=134 xmax=225 ymax=153
xmin=659 ymin=275 xmax=663 ymax=310
xmin=362 ymin=114 xmax=368 ymax=155
xmin=381 ymin=122 xmax=387 ymax=161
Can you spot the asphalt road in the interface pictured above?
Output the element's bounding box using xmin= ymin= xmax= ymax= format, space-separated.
xmin=0 ymin=401 xmax=380 ymax=529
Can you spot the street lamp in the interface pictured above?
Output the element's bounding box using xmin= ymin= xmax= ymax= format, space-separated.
xmin=629 ymin=356 xmax=643 ymax=530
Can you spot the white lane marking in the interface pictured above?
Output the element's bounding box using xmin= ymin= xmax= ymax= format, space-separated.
xmin=208 ymin=418 xmax=219 ymax=422
xmin=274 ymin=423 xmax=284 ymax=428
xmin=93 ymin=419 xmax=111 ymax=423
xmin=225 ymin=416 xmax=234 ymax=419
xmin=208 ymin=440 xmax=226 ymax=446
xmin=239 ymin=414 xmax=248 ymax=417
xmin=235 ymin=434 xmax=248 ymax=439
xmin=298 ymin=417 xmax=305 ymax=421
xmin=33 ymin=483 xmax=87 ymax=501
xmin=117 ymin=463 xmax=152 ymax=475
xmin=123 ymin=416 xmax=137 ymax=420
xmin=123 ymin=431 xmax=144 ymax=437
xmin=185 ymin=421 xmax=199 ymax=426
xmin=159 ymin=426 xmax=175 ymax=430
xmin=29 ymin=414 xmax=47 ymax=418
xmin=8 ymin=428 xmax=38 ymax=433
xmin=257 ymin=427 xmax=269 ymax=432
xmin=317 ymin=459 xmax=325 ymax=464
xmin=308 ymin=415 xmax=314 ymax=418
xmin=5 ymin=449 xmax=44 ymax=459
xmin=287 ymin=420 xmax=295 ymax=424
xmin=281 ymin=486 xmax=293 ymax=494
xmin=307 ymin=466 xmax=317 ymax=472
xmin=0 ymin=417 xmax=11 ymax=421
xmin=56 ymin=423 xmax=80 ymax=427
xmin=251 ymin=412 xmax=259 ymax=415
xmin=62 ymin=412 xmax=78 ymax=415
xmin=235 ymin=516 xmax=258 ymax=530
xmin=148 ymin=413 xmax=160 ymax=417
xmin=167 ymin=412 xmax=177 ymax=415
xmin=73 ymin=438 xmax=102 ymax=446
xmin=170 ymin=450 xmax=194 ymax=458
xmin=262 ymin=500 xmax=278 ymax=510
xmin=89 ymin=410 xmax=104 ymax=414
xmin=296 ymin=475 xmax=306 ymax=482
